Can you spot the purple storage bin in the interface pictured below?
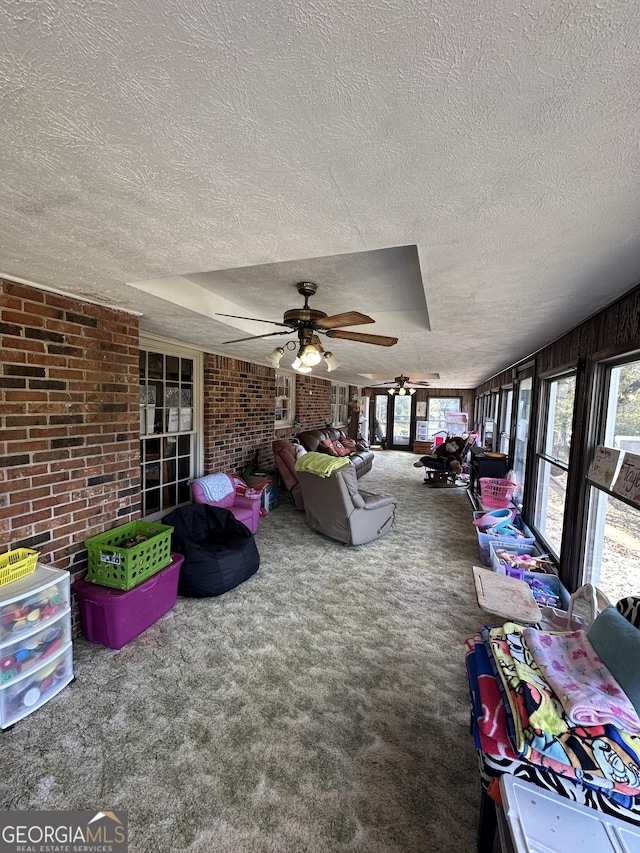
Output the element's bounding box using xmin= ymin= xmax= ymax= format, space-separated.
xmin=74 ymin=553 xmax=183 ymax=650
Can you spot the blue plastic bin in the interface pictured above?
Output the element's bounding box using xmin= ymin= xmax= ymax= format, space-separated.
xmin=474 ymin=512 xmax=535 ymax=566
xmin=489 ymin=541 xmax=542 ymax=575
xmin=524 ymin=571 xmax=570 ymax=610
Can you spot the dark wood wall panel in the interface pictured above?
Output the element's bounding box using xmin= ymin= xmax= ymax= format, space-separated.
xmin=476 ymin=283 xmax=640 ymax=394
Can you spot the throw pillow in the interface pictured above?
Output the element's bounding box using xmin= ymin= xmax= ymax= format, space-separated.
xmin=331 ymin=440 xmax=351 ymax=457
xmin=587 ymin=605 xmax=640 ymax=715
xmin=342 ymin=438 xmax=356 ymax=450
xmin=319 ymin=438 xmax=339 ymax=457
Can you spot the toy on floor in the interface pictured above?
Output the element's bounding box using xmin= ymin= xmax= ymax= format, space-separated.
xmin=493 ymin=548 xmax=554 ymax=574
xmin=413 ymin=435 xmax=468 ymax=486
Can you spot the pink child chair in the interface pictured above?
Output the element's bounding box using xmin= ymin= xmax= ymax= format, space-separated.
xmin=190 ymin=473 xmax=261 ymax=534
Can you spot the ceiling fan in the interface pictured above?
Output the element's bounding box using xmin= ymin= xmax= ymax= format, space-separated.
xmin=215 ymin=282 xmax=398 ymax=372
xmin=369 ymin=374 xmax=430 ymax=395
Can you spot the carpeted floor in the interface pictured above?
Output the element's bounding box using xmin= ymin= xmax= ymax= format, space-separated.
xmin=1 ymin=450 xmax=493 ymax=852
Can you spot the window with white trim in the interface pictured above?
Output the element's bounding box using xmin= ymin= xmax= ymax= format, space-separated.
xmin=275 ymin=373 xmax=295 ymax=427
xmin=331 ymin=383 xmax=349 ymax=427
xmin=139 ymin=342 xmax=201 ymax=520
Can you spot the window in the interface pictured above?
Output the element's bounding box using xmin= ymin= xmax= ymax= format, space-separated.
xmin=139 ymin=344 xmax=200 ymax=520
xmin=583 ymin=356 xmax=640 ymax=602
xmin=499 ymin=387 xmax=513 ymax=455
xmin=331 ymin=383 xmax=349 ymax=427
xmin=373 ymin=394 xmax=388 ymax=444
xmin=275 ymin=373 xmax=295 ymax=427
xmin=532 ymin=371 xmax=577 ymax=557
xmin=483 ymin=392 xmax=499 ymax=449
xmin=426 ymin=397 xmax=461 ymax=438
xmin=512 ymin=373 xmax=533 ymax=507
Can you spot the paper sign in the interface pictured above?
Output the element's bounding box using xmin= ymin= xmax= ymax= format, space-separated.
xmin=587 ymin=445 xmax=621 ymax=489
xmin=612 ymin=452 xmax=640 ymax=506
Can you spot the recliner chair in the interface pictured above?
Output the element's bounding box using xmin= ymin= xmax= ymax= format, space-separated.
xmin=296 ymin=460 xmax=397 ymax=545
xmin=272 ymin=439 xmax=305 ymax=511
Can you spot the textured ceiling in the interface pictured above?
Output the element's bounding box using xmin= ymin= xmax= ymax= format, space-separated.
xmin=2 ymin=1 xmax=640 ymax=387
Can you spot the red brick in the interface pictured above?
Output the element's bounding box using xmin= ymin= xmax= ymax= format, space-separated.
xmin=3 ymin=282 xmax=45 ymax=301
xmin=3 ymin=310 xmax=44 ymax=327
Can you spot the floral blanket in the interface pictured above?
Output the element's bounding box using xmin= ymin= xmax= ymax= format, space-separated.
xmin=523 ymin=626 xmax=640 ymax=735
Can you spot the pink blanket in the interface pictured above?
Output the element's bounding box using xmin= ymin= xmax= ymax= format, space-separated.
xmin=523 ymin=627 xmax=640 ymax=736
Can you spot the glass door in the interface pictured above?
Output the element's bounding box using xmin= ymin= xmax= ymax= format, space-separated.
xmin=372 ymin=394 xmax=388 ymax=446
xmin=390 ymin=393 xmax=413 ymax=449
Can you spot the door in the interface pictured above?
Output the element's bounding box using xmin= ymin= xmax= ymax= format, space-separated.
xmin=371 ymin=392 xmax=414 ymax=450
xmin=389 ymin=393 xmax=413 ymax=449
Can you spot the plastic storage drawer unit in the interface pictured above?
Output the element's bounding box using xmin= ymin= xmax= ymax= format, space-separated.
xmin=74 ymin=553 xmax=184 ymax=650
xmin=1 ymin=642 xmax=73 ymax=729
xmin=0 ymin=566 xmax=70 ymax=643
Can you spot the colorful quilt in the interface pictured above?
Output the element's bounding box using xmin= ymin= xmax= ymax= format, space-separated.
xmin=465 ymin=640 xmax=640 ymax=823
xmin=483 ymin=623 xmax=640 ymax=793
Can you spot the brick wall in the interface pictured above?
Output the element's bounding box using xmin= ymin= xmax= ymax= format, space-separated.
xmin=0 ymin=280 xmax=140 ymax=632
xmin=293 ymin=374 xmax=332 ymax=432
xmin=202 ymin=356 xmax=337 ymax=475
xmin=203 ymin=353 xmax=276 ymax=474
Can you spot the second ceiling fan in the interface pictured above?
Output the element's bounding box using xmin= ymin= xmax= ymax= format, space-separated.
xmin=370 ymin=374 xmax=431 ymax=395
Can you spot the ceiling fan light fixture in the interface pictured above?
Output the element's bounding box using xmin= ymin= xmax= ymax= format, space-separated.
xmin=291 ymin=356 xmax=312 ymax=373
xmin=265 ymin=346 xmax=285 ymax=367
xmin=324 ymin=351 xmax=340 ymax=372
xmin=388 ymin=388 xmax=396 ymax=396
xmin=409 ymin=387 xmax=416 ymax=395
xmin=299 ymin=344 xmax=322 ymax=367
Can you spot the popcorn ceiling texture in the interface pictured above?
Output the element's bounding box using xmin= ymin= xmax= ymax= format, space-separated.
xmin=2 ymin=1 xmax=640 ymax=387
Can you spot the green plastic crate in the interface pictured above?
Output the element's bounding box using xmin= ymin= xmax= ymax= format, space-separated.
xmin=85 ymin=521 xmax=173 ymax=590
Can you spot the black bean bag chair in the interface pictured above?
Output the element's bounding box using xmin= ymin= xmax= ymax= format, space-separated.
xmin=162 ymin=504 xmax=260 ymax=597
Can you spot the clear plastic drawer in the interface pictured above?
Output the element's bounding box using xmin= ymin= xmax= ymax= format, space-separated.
xmin=0 ymin=642 xmax=73 ymax=729
xmin=0 ymin=566 xmax=70 ymax=643
xmin=0 ymin=609 xmax=71 ymax=685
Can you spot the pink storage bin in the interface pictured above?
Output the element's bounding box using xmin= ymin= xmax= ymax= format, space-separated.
xmin=74 ymin=553 xmax=184 ymax=650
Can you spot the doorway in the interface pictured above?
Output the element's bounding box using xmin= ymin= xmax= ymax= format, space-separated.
xmin=371 ymin=392 xmax=415 ymax=451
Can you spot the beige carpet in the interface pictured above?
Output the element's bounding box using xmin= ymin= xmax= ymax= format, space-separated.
xmin=1 ymin=450 xmax=491 ymax=853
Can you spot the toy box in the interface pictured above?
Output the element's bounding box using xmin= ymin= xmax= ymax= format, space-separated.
xmin=474 ymin=512 xmax=535 ymax=566
xmin=74 ymin=553 xmax=183 ymax=650
xmin=489 ymin=541 xmax=543 ymax=576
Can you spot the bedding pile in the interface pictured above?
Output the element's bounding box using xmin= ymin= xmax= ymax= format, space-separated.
xmin=466 ymin=617 xmax=640 ymax=821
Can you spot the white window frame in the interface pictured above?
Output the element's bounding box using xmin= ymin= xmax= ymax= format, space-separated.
xmin=139 ymin=333 xmax=203 ymax=520
xmin=330 ymin=383 xmax=349 ymax=427
xmin=275 ymin=372 xmax=295 ymax=428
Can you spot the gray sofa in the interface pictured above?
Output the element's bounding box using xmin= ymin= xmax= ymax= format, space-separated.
xmin=296 ymin=427 xmax=374 ymax=478
xmin=297 ymin=463 xmax=397 ymax=545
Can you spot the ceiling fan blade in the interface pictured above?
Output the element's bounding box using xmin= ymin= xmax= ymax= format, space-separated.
xmin=216 ymin=312 xmax=291 ymax=329
xmin=325 ymin=330 xmax=398 ymax=347
xmin=221 ymin=330 xmax=292 ymax=344
xmin=315 ymin=311 xmax=375 ymax=329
